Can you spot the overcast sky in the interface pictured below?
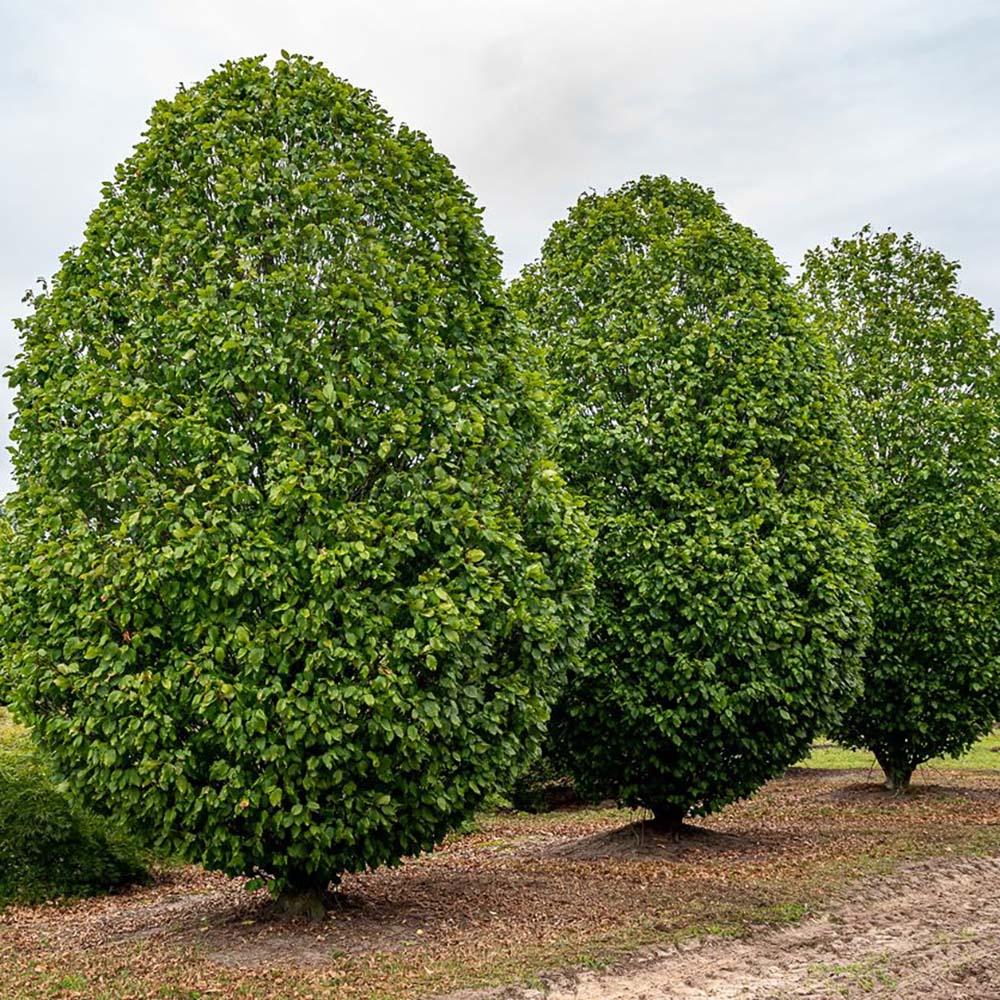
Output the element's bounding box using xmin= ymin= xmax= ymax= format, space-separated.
xmin=2 ymin=0 xmax=998 ymax=494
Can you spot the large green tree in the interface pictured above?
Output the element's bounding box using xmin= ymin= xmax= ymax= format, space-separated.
xmin=512 ymin=175 xmax=875 ymax=828
xmin=801 ymin=227 xmax=1000 ymax=791
xmin=0 ymin=54 xmax=592 ymax=912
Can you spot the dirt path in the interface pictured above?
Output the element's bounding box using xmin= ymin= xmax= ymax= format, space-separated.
xmin=464 ymin=854 xmax=1000 ymax=999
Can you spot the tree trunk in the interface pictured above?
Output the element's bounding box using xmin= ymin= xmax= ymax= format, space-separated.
xmin=874 ymin=750 xmax=914 ymax=794
xmin=273 ymin=873 xmax=330 ymax=921
xmin=648 ymin=802 xmax=687 ymax=839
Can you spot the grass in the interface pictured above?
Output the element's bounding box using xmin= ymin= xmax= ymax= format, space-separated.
xmin=800 ymin=729 xmax=1000 ymax=772
xmin=807 ymin=953 xmax=898 ymax=993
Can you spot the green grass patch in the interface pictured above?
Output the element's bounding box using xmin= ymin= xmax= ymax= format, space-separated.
xmin=800 ymin=729 xmax=1000 ymax=771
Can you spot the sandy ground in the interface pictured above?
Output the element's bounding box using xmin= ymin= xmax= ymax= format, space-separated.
xmin=457 ymin=854 xmax=1000 ymax=1000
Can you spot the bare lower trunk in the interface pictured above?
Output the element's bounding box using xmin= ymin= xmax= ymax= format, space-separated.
xmin=273 ymin=873 xmax=330 ymax=921
xmin=648 ymin=802 xmax=687 ymax=839
xmin=874 ymin=750 xmax=914 ymax=794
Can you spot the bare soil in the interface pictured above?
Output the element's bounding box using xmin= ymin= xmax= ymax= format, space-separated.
xmin=453 ymin=854 xmax=1000 ymax=999
xmin=542 ymin=821 xmax=803 ymax=862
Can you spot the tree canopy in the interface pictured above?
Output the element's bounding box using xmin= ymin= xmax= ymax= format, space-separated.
xmin=0 ymin=54 xmax=592 ymax=904
xmin=513 ymin=175 xmax=875 ymax=825
xmin=800 ymin=227 xmax=1000 ymax=790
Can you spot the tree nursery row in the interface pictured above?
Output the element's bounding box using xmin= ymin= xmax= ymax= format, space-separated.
xmin=2 ymin=54 xmax=998 ymax=914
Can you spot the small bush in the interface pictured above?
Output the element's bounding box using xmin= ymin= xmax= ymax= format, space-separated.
xmin=0 ymin=711 xmax=147 ymax=905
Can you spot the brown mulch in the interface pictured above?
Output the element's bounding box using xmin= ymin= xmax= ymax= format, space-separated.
xmin=3 ymin=768 xmax=1000 ymax=999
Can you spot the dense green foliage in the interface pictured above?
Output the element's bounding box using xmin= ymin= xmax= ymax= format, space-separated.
xmin=0 ymin=711 xmax=146 ymax=904
xmin=0 ymin=55 xmax=592 ymax=896
xmin=801 ymin=228 xmax=1000 ymax=790
xmin=512 ymin=175 xmax=875 ymax=824
xmin=0 ymin=511 xmax=11 ymax=705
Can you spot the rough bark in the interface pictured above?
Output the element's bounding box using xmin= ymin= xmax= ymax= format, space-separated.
xmin=874 ymin=749 xmax=914 ymax=793
xmin=648 ymin=802 xmax=688 ymax=839
xmin=272 ymin=874 xmax=330 ymax=921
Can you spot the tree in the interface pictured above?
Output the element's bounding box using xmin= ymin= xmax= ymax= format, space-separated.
xmin=511 ymin=175 xmax=874 ymax=828
xmin=800 ymin=227 xmax=1000 ymax=791
xmin=0 ymin=54 xmax=592 ymax=913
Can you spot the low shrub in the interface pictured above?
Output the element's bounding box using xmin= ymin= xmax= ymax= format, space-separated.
xmin=0 ymin=710 xmax=147 ymax=904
